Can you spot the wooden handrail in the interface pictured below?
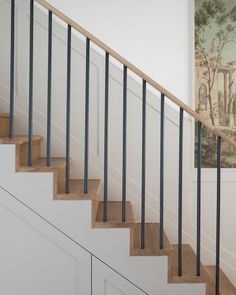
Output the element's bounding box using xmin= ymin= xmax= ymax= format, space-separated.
xmin=36 ymin=0 xmax=236 ymax=148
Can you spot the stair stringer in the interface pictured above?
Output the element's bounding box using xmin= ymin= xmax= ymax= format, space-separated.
xmin=0 ymin=144 xmax=205 ymax=295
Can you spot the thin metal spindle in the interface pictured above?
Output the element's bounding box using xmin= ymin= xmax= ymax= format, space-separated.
xmin=196 ymin=121 xmax=202 ymax=276
xmin=46 ymin=11 xmax=52 ymax=167
xmin=65 ymin=25 xmax=71 ymax=193
xmin=141 ymin=80 xmax=146 ymax=249
xmin=178 ymin=107 xmax=183 ymax=276
xmin=216 ymin=136 xmax=221 ymax=295
xmin=160 ymin=93 xmax=165 ymax=249
xmin=28 ymin=0 xmax=34 ymax=166
xmin=9 ymin=0 xmax=15 ymax=139
xmin=84 ymin=38 xmax=90 ymax=194
xmin=103 ymin=52 xmax=109 ymax=222
xmin=122 ymin=65 xmax=127 ymax=222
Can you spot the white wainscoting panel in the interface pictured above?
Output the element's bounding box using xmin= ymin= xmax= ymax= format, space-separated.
xmin=0 ymin=187 xmax=91 ymax=295
xmin=92 ymin=257 xmax=146 ymax=295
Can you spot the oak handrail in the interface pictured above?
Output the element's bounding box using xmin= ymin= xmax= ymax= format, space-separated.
xmin=36 ymin=0 xmax=236 ymax=148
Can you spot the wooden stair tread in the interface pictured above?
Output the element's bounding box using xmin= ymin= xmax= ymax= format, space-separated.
xmin=1 ymin=135 xmax=43 ymax=145
xmin=95 ymin=201 xmax=135 ymax=228
xmin=131 ymin=223 xmax=171 ymax=256
xmin=0 ymin=114 xmax=10 ymax=137
xmin=19 ymin=157 xmax=66 ymax=172
xmin=205 ymin=266 xmax=236 ymax=295
xmin=168 ymin=244 xmax=209 ymax=284
xmin=0 ymin=113 xmax=10 ymax=118
xmin=56 ymin=179 xmax=102 ymax=200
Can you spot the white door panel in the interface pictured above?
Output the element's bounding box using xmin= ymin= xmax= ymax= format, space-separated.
xmin=92 ymin=257 xmax=146 ymax=295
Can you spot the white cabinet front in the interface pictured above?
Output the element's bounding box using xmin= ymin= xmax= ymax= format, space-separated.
xmin=92 ymin=257 xmax=146 ymax=295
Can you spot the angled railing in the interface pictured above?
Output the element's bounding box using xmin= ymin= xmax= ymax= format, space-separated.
xmin=7 ymin=1 xmax=236 ymax=294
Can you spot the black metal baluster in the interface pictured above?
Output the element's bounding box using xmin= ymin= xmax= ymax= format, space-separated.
xmin=46 ymin=11 xmax=52 ymax=167
xmin=178 ymin=107 xmax=183 ymax=276
xmin=141 ymin=80 xmax=146 ymax=249
xmin=122 ymin=65 xmax=127 ymax=222
xmin=28 ymin=0 xmax=34 ymax=166
xmin=216 ymin=136 xmax=221 ymax=295
xmin=103 ymin=52 xmax=109 ymax=222
xmin=160 ymin=93 xmax=165 ymax=249
xmin=65 ymin=24 xmax=71 ymax=193
xmin=196 ymin=121 xmax=202 ymax=276
xmin=84 ymin=38 xmax=90 ymax=193
xmin=9 ymin=0 xmax=15 ymax=139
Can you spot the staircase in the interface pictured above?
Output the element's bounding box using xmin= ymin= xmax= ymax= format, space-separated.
xmin=0 ymin=114 xmax=235 ymax=295
xmin=1 ymin=0 xmax=236 ymax=294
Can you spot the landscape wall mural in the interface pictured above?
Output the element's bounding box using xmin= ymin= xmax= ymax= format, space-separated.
xmin=195 ymin=0 xmax=236 ymax=167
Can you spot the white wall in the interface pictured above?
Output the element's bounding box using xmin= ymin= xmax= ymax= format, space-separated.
xmin=47 ymin=0 xmax=194 ymax=106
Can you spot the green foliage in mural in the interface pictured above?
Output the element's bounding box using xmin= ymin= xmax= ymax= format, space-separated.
xmin=195 ymin=0 xmax=236 ymax=168
xmin=195 ymin=0 xmax=236 ymax=126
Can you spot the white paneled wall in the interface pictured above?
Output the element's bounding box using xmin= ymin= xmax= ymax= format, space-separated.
xmin=0 ymin=188 xmax=91 ymax=295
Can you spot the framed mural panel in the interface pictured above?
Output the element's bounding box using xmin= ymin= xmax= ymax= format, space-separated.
xmin=195 ymin=0 xmax=236 ymax=167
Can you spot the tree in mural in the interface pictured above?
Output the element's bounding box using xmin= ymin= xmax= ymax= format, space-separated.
xmin=195 ymin=0 xmax=236 ymax=126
